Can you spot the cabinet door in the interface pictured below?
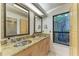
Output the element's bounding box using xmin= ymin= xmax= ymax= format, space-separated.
xmin=39 ymin=39 xmax=48 ymax=55
xmin=39 ymin=39 xmax=45 ymax=55
xmin=31 ymin=39 xmax=48 ymax=56
xmin=32 ymin=37 xmax=50 ymax=56
xmin=39 ymin=37 xmax=50 ymax=56
xmin=15 ymin=47 xmax=32 ymax=56
xmin=31 ymin=42 xmax=40 ymax=56
xmin=44 ymin=37 xmax=50 ymax=55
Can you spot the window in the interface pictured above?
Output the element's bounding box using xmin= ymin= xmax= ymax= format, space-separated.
xmin=53 ymin=12 xmax=70 ymax=45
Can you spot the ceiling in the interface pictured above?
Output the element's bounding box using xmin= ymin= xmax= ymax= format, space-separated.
xmin=38 ymin=3 xmax=64 ymax=12
xmin=22 ymin=3 xmax=66 ymax=17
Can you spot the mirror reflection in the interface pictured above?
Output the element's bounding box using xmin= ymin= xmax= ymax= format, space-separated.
xmin=5 ymin=4 xmax=29 ymax=37
xmin=34 ymin=16 xmax=42 ymax=32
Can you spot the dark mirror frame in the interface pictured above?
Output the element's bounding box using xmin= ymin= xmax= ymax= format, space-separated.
xmin=34 ymin=16 xmax=42 ymax=33
xmin=4 ymin=3 xmax=30 ymax=38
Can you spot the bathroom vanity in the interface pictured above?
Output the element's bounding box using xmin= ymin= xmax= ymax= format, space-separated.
xmin=2 ymin=34 xmax=50 ymax=56
xmin=15 ymin=36 xmax=50 ymax=56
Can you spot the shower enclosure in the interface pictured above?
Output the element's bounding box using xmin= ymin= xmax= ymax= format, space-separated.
xmin=53 ymin=12 xmax=70 ymax=46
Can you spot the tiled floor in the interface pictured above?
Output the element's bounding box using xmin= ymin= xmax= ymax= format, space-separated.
xmin=48 ymin=43 xmax=69 ymax=56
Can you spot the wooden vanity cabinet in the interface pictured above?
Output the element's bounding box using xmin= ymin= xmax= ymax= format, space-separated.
xmin=15 ymin=47 xmax=32 ymax=56
xmin=15 ymin=36 xmax=50 ymax=56
xmin=37 ymin=37 xmax=50 ymax=56
xmin=31 ymin=42 xmax=41 ymax=56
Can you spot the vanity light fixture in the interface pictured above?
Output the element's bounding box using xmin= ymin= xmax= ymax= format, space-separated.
xmin=13 ymin=4 xmax=28 ymax=13
xmin=24 ymin=3 xmax=44 ymax=16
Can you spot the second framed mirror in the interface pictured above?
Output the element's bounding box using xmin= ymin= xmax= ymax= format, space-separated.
xmin=34 ymin=16 xmax=42 ymax=33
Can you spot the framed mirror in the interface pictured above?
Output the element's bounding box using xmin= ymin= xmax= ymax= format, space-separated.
xmin=4 ymin=3 xmax=30 ymax=37
xmin=34 ymin=16 xmax=42 ymax=33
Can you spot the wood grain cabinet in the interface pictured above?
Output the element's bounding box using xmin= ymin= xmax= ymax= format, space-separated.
xmin=15 ymin=47 xmax=32 ymax=56
xmin=15 ymin=36 xmax=50 ymax=56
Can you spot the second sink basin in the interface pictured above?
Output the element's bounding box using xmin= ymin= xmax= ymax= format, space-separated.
xmin=14 ymin=40 xmax=32 ymax=47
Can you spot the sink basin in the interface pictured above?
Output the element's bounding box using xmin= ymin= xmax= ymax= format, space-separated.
xmin=14 ymin=40 xmax=32 ymax=47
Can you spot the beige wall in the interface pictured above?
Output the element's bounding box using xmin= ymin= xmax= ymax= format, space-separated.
xmin=70 ymin=3 xmax=79 ymax=56
xmin=0 ymin=4 xmax=1 ymax=39
xmin=0 ymin=3 xmax=2 ymax=55
xmin=78 ymin=4 xmax=79 ymax=56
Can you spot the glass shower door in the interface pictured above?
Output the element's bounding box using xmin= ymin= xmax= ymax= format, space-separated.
xmin=53 ymin=12 xmax=70 ymax=45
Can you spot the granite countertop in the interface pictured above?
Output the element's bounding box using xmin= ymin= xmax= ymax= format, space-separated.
xmin=2 ymin=34 xmax=49 ymax=56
